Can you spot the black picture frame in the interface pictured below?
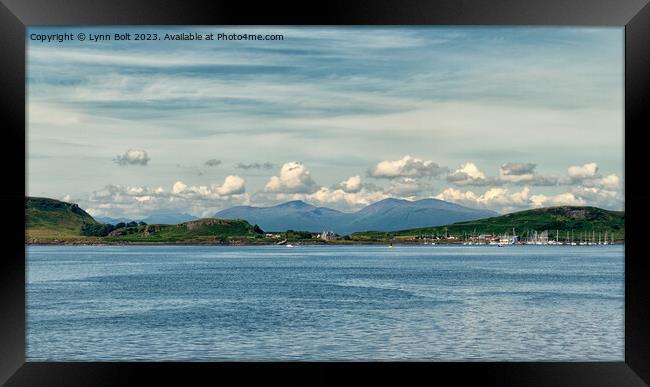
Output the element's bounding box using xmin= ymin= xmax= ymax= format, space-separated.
xmin=2 ymin=0 xmax=649 ymax=385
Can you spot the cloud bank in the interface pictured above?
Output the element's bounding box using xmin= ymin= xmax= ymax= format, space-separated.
xmin=76 ymin=157 xmax=624 ymax=218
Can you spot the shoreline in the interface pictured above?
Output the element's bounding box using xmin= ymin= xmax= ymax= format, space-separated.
xmin=25 ymin=241 xmax=625 ymax=247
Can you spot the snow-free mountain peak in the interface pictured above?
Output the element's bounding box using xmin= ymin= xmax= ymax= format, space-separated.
xmin=214 ymin=198 xmax=497 ymax=234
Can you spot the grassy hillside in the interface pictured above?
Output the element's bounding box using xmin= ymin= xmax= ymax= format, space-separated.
xmin=104 ymin=218 xmax=265 ymax=243
xmin=351 ymin=206 xmax=625 ymax=241
xmin=26 ymin=197 xmax=100 ymax=242
xmin=26 ymin=197 xmax=268 ymax=244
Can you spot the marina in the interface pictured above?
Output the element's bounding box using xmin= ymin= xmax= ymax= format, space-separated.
xmin=418 ymin=229 xmax=621 ymax=246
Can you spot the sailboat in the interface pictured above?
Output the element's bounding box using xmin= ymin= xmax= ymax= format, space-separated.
xmin=570 ymin=230 xmax=576 ymax=246
xmin=598 ymin=231 xmax=602 ymax=245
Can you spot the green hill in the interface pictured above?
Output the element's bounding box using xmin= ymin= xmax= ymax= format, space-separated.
xmin=26 ymin=197 xmax=100 ymax=241
xmin=103 ymin=218 xmax=265 ymax=243
xmin=25 ymin=196 xmax=267 ymax=244
xmin=351 ymin=206 xmax=625 ymax=242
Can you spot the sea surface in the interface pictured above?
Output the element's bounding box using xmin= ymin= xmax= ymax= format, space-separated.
xmin=26 ymin=244 xmax=624 ymax=361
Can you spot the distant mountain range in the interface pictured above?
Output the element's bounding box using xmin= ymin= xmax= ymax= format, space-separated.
xmin=96 ymin=213 xmax=198 ymax=225
xmin=52 ymin=197 xmax=497 ymax=233
xmin=214 ymin=198 xmax=498 ymax=234
xmin=96 ymin=216 xmax=133 ymax=224
xmin=140 ymin=213 xmax=198 ymax=225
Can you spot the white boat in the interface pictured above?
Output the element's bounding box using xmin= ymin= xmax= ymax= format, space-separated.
xmin=286 ymin=244 xmax=294 ymax=248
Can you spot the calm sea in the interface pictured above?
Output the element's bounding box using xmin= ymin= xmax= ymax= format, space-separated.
xmin=26 ymin=244 xmax=624 ymax=361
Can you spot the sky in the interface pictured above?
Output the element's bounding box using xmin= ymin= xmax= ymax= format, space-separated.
xmin=27 ymin=27 xmax=624 ymax=218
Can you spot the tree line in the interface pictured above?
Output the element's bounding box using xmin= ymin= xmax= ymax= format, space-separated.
xmin=81 ymin=221 xmax=147 ymax=237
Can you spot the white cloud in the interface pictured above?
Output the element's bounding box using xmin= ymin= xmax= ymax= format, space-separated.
xmin=368 ymin=155 xmax=446 ymax=179
xmin=215 ymin=175 xmax=245 ymax=196
xmin=309 ymin=187 xmax=389 ymax=208
xmin=563 ymin=163 xmax=622 ymax=196
xmin=581 ymin=173 xmax=621 ymax=190
xmin=434 ymin=182 xmax=621 ymax=213
xmin=270 ymin=187 xmax=389 ymax=212
xmin=433 ymin=187 xmax=480 ymax=204
xmin=446 ymin=161 xmax=559 ymax=187
xmin=455 ymin=162 xmax=486 ymax=179
xmin=530 ymin=192 xmax=586 ymax=208
xmin=446 ymin=162 xmax=493 ymax=186
xmin=134 ymin=195 xmax=153 ymax=203
xmin=264 ymin=162 xmax=317 ymax=193
xmin=386 ymin=178 xmax=430 ymax=196
xmin=569 ymin=186 xmax=622 ymax=209
xmin=127 ymin=186 xmax=146 ymax=195
xmin=172 ymin=175 xmax=246 ymax=198
xmin=570 ymin=186 xmax=618 ymax=201
xmin=172 ymin=181 xmax=188 ymax=194
xmin=500 ymin=162 xmax=536 ymax=178
xmin=80 ymin=175 xmax=249 ymax=219
xmin=340 ymin=175 xmax=362 ymax=193
xmin=113 ymin=149 xmax=150 ymax=166
xmin=595 ymin=174 xmax=621 ymax=190
xmin=478 ymin=187 xmax=531 ymax=209
xmin=567 ymin=162 xmax=599 ymax=181
xmin=499 ymin=162 xmax=558 ymax=186
xmin=434 ymin=186 xmax=531 ymax=213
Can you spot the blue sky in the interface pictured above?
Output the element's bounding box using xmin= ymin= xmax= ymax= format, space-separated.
xmin=27 ymin=27 xmax=624 ymax=218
